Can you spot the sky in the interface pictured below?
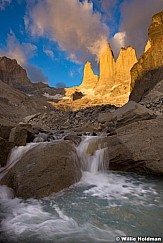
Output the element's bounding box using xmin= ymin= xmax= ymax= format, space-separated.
xmin=0 ymin=0 xmax=163 ymax=88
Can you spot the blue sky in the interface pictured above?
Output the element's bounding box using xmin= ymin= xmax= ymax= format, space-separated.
xmin=0 ymin=0 xmax=163 ymax=88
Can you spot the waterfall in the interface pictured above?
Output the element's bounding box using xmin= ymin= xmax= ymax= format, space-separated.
xmin=0 ymin=143 xmax=39 ymax=180
xmin=77 ymin=136 xmax=107 ymax=173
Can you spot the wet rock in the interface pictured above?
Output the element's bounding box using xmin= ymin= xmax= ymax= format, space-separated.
xmin=33 ymin=132 xmax=48 ymax=143
xmin=64 ymin=134 xmax=82 ymax=145
xmin=0 ymin=119 xmax=16 ymax=140
xmin=0 ymin=137 xmax=14 ymax=167
xmin=1 ymin=141 xmax=81 ymax=199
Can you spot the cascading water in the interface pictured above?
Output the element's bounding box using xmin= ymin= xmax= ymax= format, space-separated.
xmin=0 ymin=143 xmax=39 ymax=180
xmin=77 ymin=136 xmax=107 ymax=173
xmin=0 ymin=137 xmax=163 ymax=243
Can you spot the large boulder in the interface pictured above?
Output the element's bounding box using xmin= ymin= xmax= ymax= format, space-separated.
xmin=72 ymin=91 xmax=84 ymax=101
xmin=0 ymin=137 xmax=14 ymax=167
xmin=0 ymin=119 xmax=16 ymax=140
xmin=130 ymin=11 xmax=163 ymax=102
xmin=81 ymin=117 xmax=163 ymax=174
xmin=98 ymin=101 xmax=155 ymax=127
xmin=0 ymin=141 xmax=81 ymax=198
xmin=105 ymin=117 xmax=163 ymax=174
xmin=9 ymin=124 xmax=34 ymax=146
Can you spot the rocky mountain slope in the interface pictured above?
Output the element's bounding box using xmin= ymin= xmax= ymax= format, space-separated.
xmin=0 ymin=56 xmax=64 ymax=96
xmin=0 ymin=56 xmax=65 ymax=121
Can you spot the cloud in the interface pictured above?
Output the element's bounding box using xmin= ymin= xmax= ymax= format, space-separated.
xmin=43 ymin=49 xmax=54 ymax=59
xmin=119 ymin=0 xmax=163 ymax=56
xmin=25 ymin=0 xmax=109 ymax=62
xmin=25 ymin=64 xmax=48 ymax=83
xmin=0 ymin=0 xmax=11 ymax=10
xmin=92 ymin=0 xmax=163 ymax=58
xmin=69 ymin=70 xmax=74 ymax=78
xmin=0 ymin=31 xmax=48 ymax=83
xmin=0 ymin=31 xmax=36 ymax=65
xmin=55 ymin=82 xmax=66 ymax=88
xmin=92 ymin=0 xmax=118 ymax=21
xmin=110 ymin=31 xmax=126 ymax=57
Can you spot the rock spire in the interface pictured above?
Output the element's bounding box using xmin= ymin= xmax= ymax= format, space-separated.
xmin=80 ymin=62 xmax=98 ymax=89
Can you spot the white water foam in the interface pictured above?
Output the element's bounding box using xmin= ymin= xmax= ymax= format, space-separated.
xmin=77 ymin=136 xmax=106 ymax=173
xmin=0 ymin=143 xmax=39 ymax=180
xmin=0 ymin=195 xmax=125 ymax=242
xmin=0 ymin=136 xmax=162 ymax=242
xmin=77 ymin=136 xmax=158 ymax=205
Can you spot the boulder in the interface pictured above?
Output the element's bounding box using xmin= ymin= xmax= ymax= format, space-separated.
xmin=9 ymin=124 xmax=34 ymax=146
xmin=23 ymin=113 xmax=41 ymax=123
xmin=105 ymin=117 xmax=163 ymax=174
xmin=0 ymin=137 xmax=14 ymax=167
xmin=98 ymin=101 xmax=155 ymax=127
xmin=72 ymin=91 xmax=84 ymax=101
xmin=0 ymin=119 xmax=16 ymax=139
xmin=0 ymin=141 xmax=81 ymax=199
xmin=64 ymin=134 xmax=81 ymax=145
xmin=86 ymin=117 xmax=163 ymax=174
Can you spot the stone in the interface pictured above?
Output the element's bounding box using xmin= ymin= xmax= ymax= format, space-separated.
xmin=98 ymin=101 xmax=155 ymax=127
xmin=23 ymin=113 xmax=41 ymax=123
xmin=0 ymin=137 xmax=14 ymax=167
xmin=72 ymin=91 xmax=84 ymax=101
xmin=0 ymin=141 xmax=81 ymax=198
xmin=64 ymin=134 xmax=81 ymax=145
xmin=0 ymin=119 xmax=16 ymax=139
xmin=84 ymin=117 xmax=163 ymax=174
xmin=9 ymin=124 xmax=34 ymax=146
xmin=140 ymin=79 xmax=163 ymax=115
xmin=130 ymin=11 xmax=163 ymax=102
xmin=105 ymin=117 xmax=163 ymax=174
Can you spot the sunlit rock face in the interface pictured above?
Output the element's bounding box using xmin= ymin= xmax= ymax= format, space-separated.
xmin=144 ymin=40 xmax=151 ymax=52
xmin=130 ymin=11 xmax=163 ymax=102
xmin=98 ymin=43 xmax=115 ymax=88
xmin=115 ymin=47 xmax=137 ymax=82
xmin=92 ymin=45 xmax=137 ymax=103
xmin=108 ymin=46 xmax=137 ymax=99
xmin=80 ymin=62 xmax=98 ymax=89
xmin=54 ymin=44 xmax=138 ymax=110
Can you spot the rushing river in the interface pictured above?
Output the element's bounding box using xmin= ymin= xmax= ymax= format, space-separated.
xmin=0 ymin=137 xmax=163 ymax=243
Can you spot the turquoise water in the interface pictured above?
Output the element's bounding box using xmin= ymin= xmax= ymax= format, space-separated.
xmin=0 ymin=171 xmax=163 ymax=243
xmin=0 ymin=137 xmax=163 ymax=242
